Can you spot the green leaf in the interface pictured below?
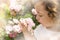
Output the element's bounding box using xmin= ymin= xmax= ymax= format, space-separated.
xmin=4 ymin=35 xmax=10 ymax=40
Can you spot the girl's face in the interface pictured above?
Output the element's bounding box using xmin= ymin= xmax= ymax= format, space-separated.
xmin=34 ymin=2 xmax=53 ymax=27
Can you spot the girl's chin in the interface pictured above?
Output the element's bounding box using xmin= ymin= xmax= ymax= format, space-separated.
xmin=38 ymin=21 xmax=41 ymax=23
xmin=43 ymin=24 xmax=52 ymax=28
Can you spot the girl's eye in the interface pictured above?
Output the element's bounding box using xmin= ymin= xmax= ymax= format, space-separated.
xmin=39 ymin=15 xmax=43 ymax=17
xmin=37 ymin=11 xmax=39 ymax=13
xmin=37 ymin=11 xmax=43 ymax=17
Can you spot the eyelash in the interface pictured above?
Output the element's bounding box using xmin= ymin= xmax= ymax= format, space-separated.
xmin=37 ymin=11 xmax=39 ymax=13
xmin=36 ymin=11 xmax=43 ymax=17
xmin=39 ymin=15 xmax=43 ymax=17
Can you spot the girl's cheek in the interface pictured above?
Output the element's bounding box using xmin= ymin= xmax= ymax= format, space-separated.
xmin=36 ymin=16 xmax=41 ymax=23
xmin=36 ymin=15 xmax=38 ymax=21
xmin=36 ymin=15 xmax=44 ymax=24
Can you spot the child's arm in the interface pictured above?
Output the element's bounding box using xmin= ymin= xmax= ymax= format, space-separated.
xmin=19 ymin=21 xmax=36 ymax=40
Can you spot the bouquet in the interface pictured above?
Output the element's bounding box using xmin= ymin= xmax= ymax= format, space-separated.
xmin=5 ymin=18 xmax=35 ymax=38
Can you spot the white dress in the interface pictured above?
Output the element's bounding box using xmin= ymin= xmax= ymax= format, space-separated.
xmin=34 ymin=24 xmax=60 ymax=40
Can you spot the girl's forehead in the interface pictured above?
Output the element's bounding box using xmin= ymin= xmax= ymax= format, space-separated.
xmin=34 ymin=2 xmax=45 ymax=12
xmin=34 ymin=2 xmax=48 ymax=15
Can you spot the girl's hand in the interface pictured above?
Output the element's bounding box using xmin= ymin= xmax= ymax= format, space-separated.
xmin=19 ymin=18 xmax=35 ymax=35
xmin=19 ymin=18 xmax=36 ymax=40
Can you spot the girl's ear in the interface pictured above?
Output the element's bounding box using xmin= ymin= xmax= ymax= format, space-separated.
xmin=32 ymin=8 xmax=37 ymax=15
xmin=44 ymin=1 xmax=57 ymax=13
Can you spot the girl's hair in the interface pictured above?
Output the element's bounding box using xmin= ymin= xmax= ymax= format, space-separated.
xmin=43 ymin=1 xmax=57 ymax=18
xmin=34 ymin=0 xmax=60 ymax=28
xmin=34 ymin=0 xmax=58 ymax=19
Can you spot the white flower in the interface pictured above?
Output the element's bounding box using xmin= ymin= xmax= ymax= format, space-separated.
xmin=13 ymin=19 xmax=19 ymax=24
xmin=5 ymin=25 xmax=13 ymax=34
xmin=14 ymin=5 xmax=22 ymax=12
xmin=8 ymin=20 xmax=14 ymax=25
xmin=13 ymin=25 xmax=21 ymax=33
xmin=9 ymin=0 xmax=22 ymax=12
xmin=20 ymin=18 xmax=35 ymax=32
xmin=32 ymin=8 xmax=37 ymax=15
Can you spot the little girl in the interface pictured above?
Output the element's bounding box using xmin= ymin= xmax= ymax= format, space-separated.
xmin=19 ymin=0 xmax=60 ymax=40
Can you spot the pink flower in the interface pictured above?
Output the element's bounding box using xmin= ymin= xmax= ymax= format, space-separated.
xmin=5 ymin=25 xmax=13 ymax=34
xmin=25 ymin=18 xmax=35 ymax=27
xmin=25 ymin=18 xmax=35 ymax=31
xmin=9 ymin=32 xmax=17 ymax=38
xmin=13 ymin=25 xmax=22 ymax=33
xmin=32 ymin=8 xmax=37 ymax=15
xmin=20 ymin=18 xmax=35 ymax=31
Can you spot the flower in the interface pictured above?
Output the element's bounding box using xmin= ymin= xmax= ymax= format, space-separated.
xmin=25 ymin=18 xmax=35 ymax=27
xmin=32 ymin=8 xmax=37 ymax=15
xmin=14 ymin=5 xmax=22 ymax=12
xmin=13 ymin=19 xmax=19 ymax=24
xmin=5 ymin=25 xmax=13 ymax=34
xmin=13 ymin=25 xmax=22 ymax=33
xmin=5 ymin=17 xmax=35 ymax=38
xmin=8 ymin=20 xmax=14 ymax=25
xmin=9 ymin=0 xmax=22 ymax=12
xmin=20 ymin=18 xmax=35 ymax=31
xmin=25 ymin=18 xmax=35 ymax=31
